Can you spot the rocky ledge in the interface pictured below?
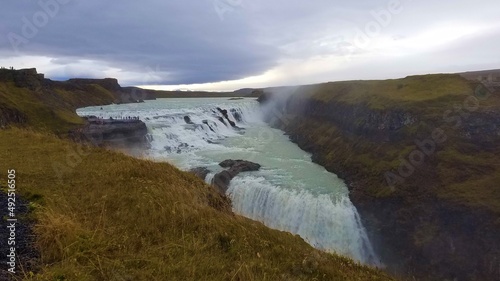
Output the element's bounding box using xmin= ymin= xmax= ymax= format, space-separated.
xmin=212 ymin=160 xmax=261 ymax=194
xmin=189 ymin=160 xmax=261 ymax=195
xmin=189 ymin=167 xmax=211 ymax=180
xmin=70 ymin=116 xmax=150 ymax=149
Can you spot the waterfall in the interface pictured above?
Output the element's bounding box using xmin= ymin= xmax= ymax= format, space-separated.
xmin=146 ymin=102 xmax=262 ymax=157
xmin=205 ymin=172 xmax=215 ymax=184
xmin=77 ymin=98 xmax=381 ymax=267
xmin=227 ymin=175 xmax=380 ymax=266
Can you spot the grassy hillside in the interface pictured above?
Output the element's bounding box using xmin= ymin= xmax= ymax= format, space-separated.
xmin=138 ymin=87 xmax=260 ymax=99
xmin=294 ymin=74 xmax=475 ymax=109
xmin=0 ymin=128 xmax=394 ymax=280
xmin=0 ymin=79 xmax=116 ymax=134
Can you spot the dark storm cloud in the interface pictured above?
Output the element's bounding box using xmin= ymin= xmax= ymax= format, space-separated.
xmin=0 ymin=0 xmax=279 ymax=84
xmin=1 ymin=0 xmax=499 ymax=87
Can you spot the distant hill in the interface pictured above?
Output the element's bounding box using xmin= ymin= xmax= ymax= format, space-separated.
xmin=150 ymin=89 xmax=257 ymax=98
xmin=458 ymin=69 xmax=500 ymax=81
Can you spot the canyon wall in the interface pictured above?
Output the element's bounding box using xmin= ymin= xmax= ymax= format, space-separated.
xmin=259 ymin=75 xmax=500 ymax=280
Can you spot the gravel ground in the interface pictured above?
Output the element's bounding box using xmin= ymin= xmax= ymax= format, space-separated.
xmin=0 ymin=190 xmax=39 ymax=280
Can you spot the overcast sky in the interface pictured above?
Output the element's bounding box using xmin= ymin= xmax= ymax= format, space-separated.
xmin=1 ymin=0 xmax=499 ymax=91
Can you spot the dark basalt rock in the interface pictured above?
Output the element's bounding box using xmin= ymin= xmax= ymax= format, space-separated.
xmin=202 ymin=120 xmax=216 ymax=132
xmin=0 ymin=106 xmax=27 ymax=128
xmin=216 ymin=107 xmax=228 ymax=115
xmin=13 ymin=68 xmax=44 ymax=91
xmin=67 ymin=78 xmax=121 ymax=92
xmin=71 ymin=117 xmax=149 ymax=148
xmin=184 ymin=116 xmax=194 ymax=124
xmin=230 ymin=109 xmax=242 ymax=122
xmin=217 ymin=107 xmax=237 ymax=127
xmin=212 ymin=170 xmax=237 ymax=194
xmin=212 ymin=160 xmax=261 ymax=194
xmin=189 ymin=167 xmax=211 ymax=180
xmin=219 ymin=160 xmax=261 ymax=172
xmin=217 ymin=117 xmax=227 ymax=126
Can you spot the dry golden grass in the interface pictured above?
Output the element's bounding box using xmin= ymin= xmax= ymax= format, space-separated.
xmin=320 ymin=75 xmax=470 ymax=101
xmin=0 ymin=128 xmax=395 ymax=281
xmin=285 ymin=74 xmax=475 ymax=110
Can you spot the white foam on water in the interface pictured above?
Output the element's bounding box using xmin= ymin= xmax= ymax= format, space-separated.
xmin=205 ymin=173 xmax=215 ymax=184
xmin=227 ymin=175 xmax=380 ymax=266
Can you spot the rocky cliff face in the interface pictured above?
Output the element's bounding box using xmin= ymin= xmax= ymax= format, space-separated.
xmin=65 ymin=78 xmax=156 ymax=103
xmin=258 ymin=77 xmax=500 ymax=281
xmin=0 ymin=105 xmax=27 ymax=128
xmin=0 ymin=68 xmax=45 ymax=90
xmin=67 ymin=78 xmax=122 ymax=92
xmin=69 ymin=117 xmax=150 ymax=149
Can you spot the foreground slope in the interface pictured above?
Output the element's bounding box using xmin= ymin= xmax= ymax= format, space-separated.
xmin=0 ymin=68 xmax=394 ymax=280
xmin=259 ymin=74 xmax=500 ymax=280
xmin=0 ymin=129 xmax=394 ymax=280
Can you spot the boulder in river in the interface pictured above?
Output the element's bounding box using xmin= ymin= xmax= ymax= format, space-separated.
xmin=212 ymin=159 xmax=261 ymax=194
xmin=212 ymin=170 xmax=237 ymax=194
xmin=219 ymin=159 xmax=261 ymax=172
xmin=184 ymin=116 xmax=194 ymax=124
xmin=189 ymin=167 xmax=211 ymax=180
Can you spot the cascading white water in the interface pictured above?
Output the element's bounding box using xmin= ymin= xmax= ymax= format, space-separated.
xmin=77 ymin=98 xmax=380 ymax=266
xmin=227 ymin=176 xmax=378 ymax=265
xmin=205 ymin=172 xmax=215 ymax=184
